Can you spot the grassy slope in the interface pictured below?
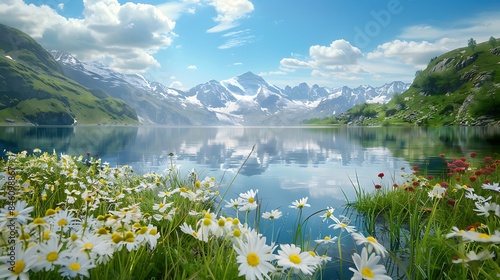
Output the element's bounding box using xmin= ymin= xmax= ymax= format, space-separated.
xmin=0 ymin=24 xmax=138 ymax=125
xmin=313 ymin=39 xmax=500 ymax=126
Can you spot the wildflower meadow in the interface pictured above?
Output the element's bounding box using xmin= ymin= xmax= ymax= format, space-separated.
xmin=0 ymin=149 xmax=498 ymax=279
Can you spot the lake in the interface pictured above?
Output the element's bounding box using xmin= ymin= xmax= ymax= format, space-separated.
xmin=1 ymin=125 xmax=499 ymax=278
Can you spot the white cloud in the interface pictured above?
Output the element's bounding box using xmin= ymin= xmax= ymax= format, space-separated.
xmin=280 ymin=58 xmax=312 ymax=69
xmin=367 ymin=39 xmax=455 ymax=67
xmin=310 ymin=39 xmax=363 ymax=65
xmin=187 ymin=65 xmax=198 ymax=70
xmin=207 ymin=0 xmax=254 ymax=33
xmin=400 ymin=12 xmax=500 ymax=42
xmin=157 ymin=0 xmax=200 ymax=21
xmin=58 ymin=3 xmax=64 ymax=10
xmin=217 ymin=29 xmax=254 ymax=49
xmin=0 ymin=0 xmax=175 ymax=73
xmin=279 ymin=39 xmax=364 ymax=78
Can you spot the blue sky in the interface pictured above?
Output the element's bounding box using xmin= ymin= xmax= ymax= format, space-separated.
xmin=1 ymin=0 xmax=500 ymax=90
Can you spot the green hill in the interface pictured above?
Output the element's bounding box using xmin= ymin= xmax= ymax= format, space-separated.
xmin=325 ymin=38 xmax=500 ymax=126
xmin=0 ymin=24 xmax=138 ymax=125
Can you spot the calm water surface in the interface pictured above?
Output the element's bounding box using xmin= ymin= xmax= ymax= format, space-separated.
xmin=1 ymin=125 xmax=499 ymax=278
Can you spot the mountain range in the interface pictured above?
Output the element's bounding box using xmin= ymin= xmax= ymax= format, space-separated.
xmin=50 ymin=50 xmax=410 ymax=125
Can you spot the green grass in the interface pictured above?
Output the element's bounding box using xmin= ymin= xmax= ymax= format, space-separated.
xmin=350 ymin=153 xmax=500 ymax=279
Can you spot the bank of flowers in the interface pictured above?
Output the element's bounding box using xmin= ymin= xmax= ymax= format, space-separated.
xmin=0 ymin=149 xmax=498 ymax=279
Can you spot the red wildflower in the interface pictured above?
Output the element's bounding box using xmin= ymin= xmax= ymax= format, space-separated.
xmin=404 ymin=186 xmax=416 ymax=192
xmin=447 ymin=199 xmax=456 ymax=207
xmin=412 ymin=165 xmax=420 ymax=171
xmin=469 ymin=176 xmax=477 ymax=182
xmin=86 ymin=152 xmax=91 ymax=156
xmin=392 ymin=183 xmax=399 ymax=188
xmin=427 ymin=175 xmax=434 ymax=180
xmin=470 ymin=151 xmax=477 ymax=158
xmin=439 ymin=153 xmax=445 ymax=158
xmin=440 ymin=181 xmax=449 ymax=188
xmin=484 ymin=179 xmax=490 ymax=184
xmin=374 ymin=184 xmax=382 ymax=189
xmin=484 ymin=157 xmax=493 ymax=164
xmin=377 ymin=172 xmax=384 ymax=179
xmin=474 ymin=170 xmax=482 ymax=176
xmin=455 ymin=177 xmax=460 ymax=182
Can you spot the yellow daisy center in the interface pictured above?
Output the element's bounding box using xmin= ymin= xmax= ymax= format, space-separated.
xmin=139 ymin=226 xmax=149 ymax=234
xmin=247 ymin=253 xmax=260 ymax=267
xmin=149 ymin=228 xmax=158 ymax=235
xmin=46 ymin=252 xmax=58 ymax=262
xmin=97 ymin=228 xmax=109 ymax=235
xmin=218 ymin=219 xmax=225 ymax=227
xmin=13 ymin=260 xmax=25 ymax=275
xmin=69 ymin=263 xmax=81 ymax=271
xmin=326 ymin=212 xmax=331 ymax=217
xmin=58 ymin=219 xmax=68 ymax=226
xmin=248 ymin=197 xmax=255 ymax=203
xmin=33 ymin=217 xmax=45 ymax=225
xmin=366 ymin=236 xmax=377 ymax=243
xmin=125 ymin=231 xmax=135 ymax=242
xmin=324 ymin=236 xmax=330 ymax=240
xmin=83 ymin=243 xmax=94 ymax=250
xmin=112 ymin=233 xmax=123 ymax=244
xmin=289 ymin=254 xmax=301 ymax=264
xmin=233 ymin=229 xmax=241 ymax=237
xmin=45 ymin=209 xmax=56 ymax=216
xmin=298 ymin=203 xmax=304 ymax=208
xmin=362 ymin=267 xmax=374 ymax=278
xmin=203 ymin=218 xmax=212 ymax=226
xmin=339 ymin=223 xmax=347 ymax=228
xmin=478 ymin=233 xmax=490 ymax=239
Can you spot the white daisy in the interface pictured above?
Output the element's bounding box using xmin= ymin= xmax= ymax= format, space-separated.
xmin=0 ymin=200 xmax=34 ymax=227
xmin=34 ymin=237 xmax=64 ymax=272
xmin=329 ymin=216 xmax=357 ymax=234
xmin=452 ymin=249 xmax=495 ymax=264
xmin=275 ymin=243 xmax=318 ymax=276
xmin=319 ymin=207 xmax=335 ymax=222
xmin=0 ymin=243 xmax=38 ymax=280
xmin=351 ymin=232 xmax=388 ymax=258
xmin=427 ymin=184 xmax=447 ymax=199
xmin=234 ymin=232 xmax=276 ymax=280
xmin=289 ymin=197 xmax=310 ymax=209
xmin=314 ymin=235 xmax=338 ymax=245
xmin=481 ymin=182 xmax=500 ymax=192
xmin=56 ymin=252 xmax=95 ymax=279
xmin=262 ymin=210 xmax=282 ymax=220
xmin=349 ymin=247 xmax=391 ymax=280
xmin=179 ymin=222 xmax=199 ymax=240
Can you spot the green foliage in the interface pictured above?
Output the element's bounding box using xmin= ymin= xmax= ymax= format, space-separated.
xmin=469 ymin=84 xmax=500 ymax=118
xmin=468 ymin=38 xmax=477 ymax=52
xmin=489 ymin=36 xmax=496 ymax=47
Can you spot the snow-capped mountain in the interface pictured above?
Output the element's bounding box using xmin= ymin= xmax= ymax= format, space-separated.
xmin=50 ymin=50 xmax=411 ymax=125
